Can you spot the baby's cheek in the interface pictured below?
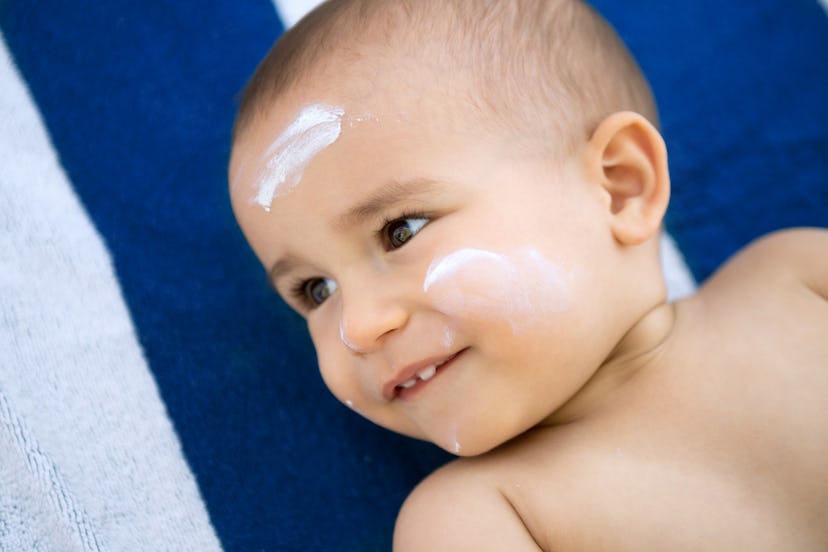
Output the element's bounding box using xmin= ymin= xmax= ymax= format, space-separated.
xmin=312 ymin=331 xmax=355 ymax=399
xmin=422 ymin=248 xmax=571 ymax=334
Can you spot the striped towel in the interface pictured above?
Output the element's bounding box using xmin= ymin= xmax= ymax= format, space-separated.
xmin=1 ymin=1 xmax=826 ymax=550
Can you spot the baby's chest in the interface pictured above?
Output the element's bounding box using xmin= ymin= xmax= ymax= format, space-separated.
xmin=507 ymin=293 xmax=828 ymax=550
xmin=508 ymin=448 xmax=828 ymax=552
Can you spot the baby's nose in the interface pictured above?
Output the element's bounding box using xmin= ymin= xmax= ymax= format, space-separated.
xmin=338 ymin=286 xmax=409 ymax=354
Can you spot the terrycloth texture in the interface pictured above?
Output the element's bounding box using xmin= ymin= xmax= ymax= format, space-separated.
xmin=0 ymin=40 xmax=221 ymax=551
xmin=0 ymin=1 xmax=826 ymax=551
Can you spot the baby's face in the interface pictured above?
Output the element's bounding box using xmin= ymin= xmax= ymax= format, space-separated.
xmin=229 ymin=89 xmax=622 ymax=455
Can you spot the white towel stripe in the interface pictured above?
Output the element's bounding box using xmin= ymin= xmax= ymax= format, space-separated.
xmin=0 ymin=35 xmax=222 ymax=552
xmin=272 ymin=0 xmax=324 ymax=28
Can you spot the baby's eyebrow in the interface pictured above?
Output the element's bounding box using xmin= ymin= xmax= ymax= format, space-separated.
xmin=267 ymin=254 xmax=300 ymax=290
xmin=334 ymin=177 xmax=441 ymax=231
xmin=268 ymin=178 xmax=442 ymax=289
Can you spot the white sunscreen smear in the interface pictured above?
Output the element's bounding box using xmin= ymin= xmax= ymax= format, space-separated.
xmin=442 ymin=327 xmax=456 ymax=350
xmin=339 ymin=319 xmax=362 ymax=353
xmin=423 ymin=247 xmax=570 ymax=334
xmin=447 ymin=421 xmax=462 ymax=454
xmin=252 ymin=103 xmax=345 ymax=211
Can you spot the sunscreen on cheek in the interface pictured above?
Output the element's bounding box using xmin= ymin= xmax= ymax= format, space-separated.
xmin=252 ymin=104 xmax=345 ymax=211
xmin=423 ymin=247 xmax=571 ymax=333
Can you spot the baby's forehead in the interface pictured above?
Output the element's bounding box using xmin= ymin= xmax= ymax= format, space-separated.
xmin=233 ymin=105 xmax=554 ymax=230
xmin=241 ymin=86 xmax=475 ymax=156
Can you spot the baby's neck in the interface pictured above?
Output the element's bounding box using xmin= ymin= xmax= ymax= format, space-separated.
xmin=543 ymin=300 xmax=677 ymax=427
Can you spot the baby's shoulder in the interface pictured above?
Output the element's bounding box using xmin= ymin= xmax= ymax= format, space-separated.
xmin=700 ymin=227 xmax=828 ymax=303
xmin=393 ymin=431 xmax=597 ymax=551
xmin=681 ymin=227 xmax=828 ymax=379
xmin=393 ymin=447 xmax=558 ymax=551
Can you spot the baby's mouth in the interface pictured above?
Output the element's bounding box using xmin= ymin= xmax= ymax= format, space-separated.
xmin=395 ymin=360 xmax=443 ymax=390
xmin=390 ymin=349 xmax=466 ymax=400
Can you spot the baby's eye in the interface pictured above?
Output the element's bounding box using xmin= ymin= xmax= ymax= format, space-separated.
xmin=382 ymin=216 xmax=429 ymax=250
xmin=300 ymin=277 xmax=338 ymax=308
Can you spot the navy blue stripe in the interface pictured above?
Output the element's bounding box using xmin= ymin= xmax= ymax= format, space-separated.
xmin=593 ymin=0 xmax=828 ymax=279
xmin=3 ymin=0 xmax=827 ymax=549
xmin=1 ymin=2 xmax=446 ymax=550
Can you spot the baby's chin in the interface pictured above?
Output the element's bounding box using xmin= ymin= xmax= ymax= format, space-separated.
xmin=421 ymin=422 xmax=521 ymax=458
xmin=348 ymin=400 xmax=528 ymax=457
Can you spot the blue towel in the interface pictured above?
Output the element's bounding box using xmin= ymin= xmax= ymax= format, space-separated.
xmin=1 ymin=1 xmax=826 ymax=550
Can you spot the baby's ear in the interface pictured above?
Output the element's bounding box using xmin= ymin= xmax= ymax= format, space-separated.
xmin=585 ymin=112 xmax=670 ymax=246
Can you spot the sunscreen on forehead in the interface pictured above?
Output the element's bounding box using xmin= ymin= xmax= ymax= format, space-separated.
xmin=252 ymin=103 xmax=345 ymax=211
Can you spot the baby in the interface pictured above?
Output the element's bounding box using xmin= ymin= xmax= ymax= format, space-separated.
xmin=228 ymin=0 xmax=828 ymax=549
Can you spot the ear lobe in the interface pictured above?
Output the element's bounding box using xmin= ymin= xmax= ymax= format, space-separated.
xmin=587 ymin=112 xmax=670 ymax=246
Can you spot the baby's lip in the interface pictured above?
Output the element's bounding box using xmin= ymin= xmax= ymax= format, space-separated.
xmin=382 ymin=349 xmax=465 ymax=401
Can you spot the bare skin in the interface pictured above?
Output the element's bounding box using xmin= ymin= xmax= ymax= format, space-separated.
xmin=395 ymin=229 xmax=828 ymax=551
xmin=229 ymin=70 xmax=828 ymax=550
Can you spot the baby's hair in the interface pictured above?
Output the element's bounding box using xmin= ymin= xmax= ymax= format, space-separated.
xmin=234 ymin=0 xmax=656 ymax=156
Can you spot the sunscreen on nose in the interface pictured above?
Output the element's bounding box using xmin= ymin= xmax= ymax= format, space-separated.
xmin=339 ymin=319 xmax=362 ymax=352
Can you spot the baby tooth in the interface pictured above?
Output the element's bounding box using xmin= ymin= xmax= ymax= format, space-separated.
xmin=418 ymin=365 xmax=437 ymax=381
xmin=399 ymin=378 xmax=418 ymax=389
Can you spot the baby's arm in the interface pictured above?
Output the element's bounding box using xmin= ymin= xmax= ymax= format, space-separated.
xmin=393 ymin=464 xmax=543 ymax=551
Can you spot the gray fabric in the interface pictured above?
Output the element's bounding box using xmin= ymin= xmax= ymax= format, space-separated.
xmin=0 ymin=37 xmax=222 ymax=552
